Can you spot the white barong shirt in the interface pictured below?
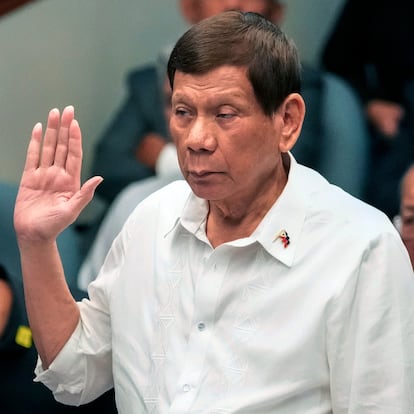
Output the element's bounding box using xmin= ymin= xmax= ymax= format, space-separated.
xmin=36 ymin=155 xmax=414 ymax=413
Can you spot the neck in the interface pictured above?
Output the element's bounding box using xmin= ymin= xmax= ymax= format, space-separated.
xmin=207 ymin=161 xmax=289 ymax=248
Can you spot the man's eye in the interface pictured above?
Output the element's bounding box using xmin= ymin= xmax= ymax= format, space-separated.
xmin=217 ymin=113 xmax=234 ymax=119
xmin=175 ymin=109 xmax=189 ymax=117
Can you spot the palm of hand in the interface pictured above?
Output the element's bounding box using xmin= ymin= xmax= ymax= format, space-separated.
xmin=14 ymin=106 xmax=102 ymax=243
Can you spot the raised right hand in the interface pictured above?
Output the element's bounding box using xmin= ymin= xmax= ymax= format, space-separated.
xmin=14 ymin=106 xmax=103 ymax=244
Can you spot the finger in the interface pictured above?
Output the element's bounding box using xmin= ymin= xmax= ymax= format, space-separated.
xmin=54 ymin=105 xmax=75 ymax=168
xmin=79 ymin=176 xmax=104 ymax=208
xmin=23 ymin=122 xmax=43 ymax=172
xmin=66 ymin=176 xmax=104 ymax=223
xmin=65 ymin=119 xmax=83 ymax=181
xmin=40 ymin=108 xmax=60 ymax=167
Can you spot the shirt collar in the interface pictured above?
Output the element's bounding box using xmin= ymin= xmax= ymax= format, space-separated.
xmin=165 ymin=190 xmax=208 ymax=243
xmin=252 ymin=154 xmax=308 ymax=267
xmin=169 ymin=153 xmax=308 ymax=267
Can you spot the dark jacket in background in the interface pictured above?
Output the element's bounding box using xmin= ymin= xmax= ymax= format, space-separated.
xmin=321 ymin=0 xmax=414 ymax=218
xmin=91 ymin=66 xmax=168 ymax=203
xmin=0 ymin=265 xmax=118 ymax=414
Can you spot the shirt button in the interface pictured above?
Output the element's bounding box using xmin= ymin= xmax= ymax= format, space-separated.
xmin=182 ymin=383 xmax=191 ymax=392
xmin=197 ymin=322 xmax=206 ymax=331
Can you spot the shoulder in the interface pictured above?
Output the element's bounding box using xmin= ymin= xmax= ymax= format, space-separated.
xmin=126 ymin=180 xmax=191 ymax=225
xmin=291 ymin=164 xmax=411 ymax=277
xmin=296 ymin=163 xmax=395 ymax=239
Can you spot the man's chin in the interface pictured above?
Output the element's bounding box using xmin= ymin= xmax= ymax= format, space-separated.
xmin=188 ymin=182 xmax=224 ymax=201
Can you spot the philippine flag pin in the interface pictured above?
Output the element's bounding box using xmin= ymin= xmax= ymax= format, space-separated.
xmin=274 ymin=229 xmax=290 ymax=248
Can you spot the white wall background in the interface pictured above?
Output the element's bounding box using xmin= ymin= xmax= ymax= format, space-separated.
xmin=0 ymin=0 xmax=345 ymax=185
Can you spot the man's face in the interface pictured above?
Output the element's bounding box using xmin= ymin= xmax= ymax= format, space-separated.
xmin=400 ymin=170 xmax=414 ymax=268
xmin=197 ymin=0 xmax=274 ymax=20
xmin=169 ymin=66 xmax=284 ymax=202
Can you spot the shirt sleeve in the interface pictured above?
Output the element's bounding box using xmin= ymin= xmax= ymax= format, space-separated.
xmin=34 ymin=293 xmax=114 ymax=406
xmin=327 ymin=231 xmax=414 ymax=413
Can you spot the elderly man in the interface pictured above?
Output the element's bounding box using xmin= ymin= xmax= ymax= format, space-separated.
xmin=14 ymin=11 xmax=414 ymax=413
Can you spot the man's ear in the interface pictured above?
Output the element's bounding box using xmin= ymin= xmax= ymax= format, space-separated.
xmin=179 ymin=0 xmax=199 ymax=24
xmin=277 ymin=93 xmax=305 ymax=152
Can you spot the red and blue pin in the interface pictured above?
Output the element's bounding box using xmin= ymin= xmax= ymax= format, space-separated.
xmin=274 ymin=230 xmax=290 ymax=248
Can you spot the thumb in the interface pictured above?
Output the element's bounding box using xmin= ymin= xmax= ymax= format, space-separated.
xmin=68 ymin=176 xmax=104 ymax=217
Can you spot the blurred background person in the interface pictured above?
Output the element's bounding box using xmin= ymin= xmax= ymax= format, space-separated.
xmin=395 ymin=163 xmax=414 ymax=269
xmin=321 ymin=0 xmax=414 ymax=219
xmin=0 ymin=264 xmax=117 ymax=413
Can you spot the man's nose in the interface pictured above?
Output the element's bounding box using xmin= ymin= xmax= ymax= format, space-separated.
xmin=186 ymin=117 xmax=217 ymax=153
